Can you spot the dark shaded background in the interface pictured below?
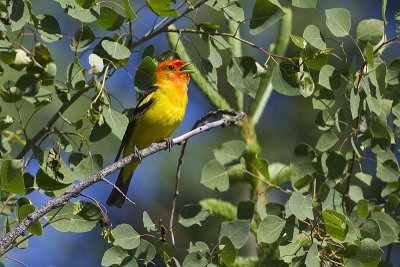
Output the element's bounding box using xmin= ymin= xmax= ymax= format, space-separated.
xmin=2 ymin=0 xmax=400 ymax=266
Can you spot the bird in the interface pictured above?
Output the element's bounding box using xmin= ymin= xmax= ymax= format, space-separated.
xmin=107 ymin=59 xmax=195 ymax=207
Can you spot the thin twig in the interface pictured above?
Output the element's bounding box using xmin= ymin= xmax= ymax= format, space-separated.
xmin=0 ymin=111 xmax=245 ymax=255
xmin=168 ymin=109 xmax=240 ymax=247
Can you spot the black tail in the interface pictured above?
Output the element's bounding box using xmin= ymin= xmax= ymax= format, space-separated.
xmin=106 ymin=171 xmax=133 ymax=208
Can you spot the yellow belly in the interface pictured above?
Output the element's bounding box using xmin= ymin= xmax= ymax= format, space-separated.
xmin=121 ymin=90 xmax=187 ymax=179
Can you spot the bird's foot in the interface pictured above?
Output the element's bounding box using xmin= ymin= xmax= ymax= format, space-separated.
xmin=134 ymin=145 xmax=142 ymax=161
xmin=163 ymin=138 xmax=174 ymax=151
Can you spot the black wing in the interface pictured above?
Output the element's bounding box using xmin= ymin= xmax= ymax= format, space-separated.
xmin=114 ymin=86 xmax=159 ymax=162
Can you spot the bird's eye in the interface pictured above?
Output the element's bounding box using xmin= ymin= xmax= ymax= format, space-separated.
xmin=168 ymin=65 xmax=175 ymax=70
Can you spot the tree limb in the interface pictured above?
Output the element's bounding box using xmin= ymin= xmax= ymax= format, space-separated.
xmin=0 ymin=111 xmax=245 ymax=256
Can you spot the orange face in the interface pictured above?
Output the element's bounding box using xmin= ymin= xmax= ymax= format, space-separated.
xmin=153 ymin=59 xmax=195 ymax=86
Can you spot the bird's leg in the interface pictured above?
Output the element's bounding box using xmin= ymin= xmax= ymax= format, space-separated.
xmin=134 ymin=144 xmax=142 ymax=162
xmin=162 ymin=138 xmax=174 ymax=151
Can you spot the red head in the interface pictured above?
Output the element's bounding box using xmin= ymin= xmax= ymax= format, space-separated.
xmin=153 ymin=59 xmax=195 ymax=88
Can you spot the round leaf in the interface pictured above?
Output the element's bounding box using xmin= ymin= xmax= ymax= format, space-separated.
xmin=112 ymin=224 xmax=140 ymax=250
xmin=257 ymin=215 xmax=285 ymax=244
xmin=303 ymin=25 xmax=326 ymax=50
xmin=201 ymin=159 xmax=229 ymax=192
xmin=325 ymin=8 xmax=351 ymax=37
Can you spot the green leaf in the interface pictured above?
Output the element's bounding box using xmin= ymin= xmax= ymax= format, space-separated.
xmin=143 ymin=211 xmax=157 ymax=233
xmin=44 ymin=201 xmax=101 ymax=233
xmin=305 ymin=243 xmax=319 ymax=267
xmin=0 ymin=159 xmax=24 ymax=194
xmin=386 ymin=193 xmax=399 ymax=214
xmin=291 ymin=143 xmax=316 ymax=178
xmin=33 ymin=146 xmax=77 ymax=184
xmin=382 ymin=0 xmax=387 ymax=24
xmin=88 ymin=53 xmax=103 ymax=75
xmin=376 ymin=154 xmax=399 ymax=183
xmin=371 ymin=212 xmax=400 ymax=246
xmin=9 ymin=49 xmax=30 ymax=71
xmin=182 ymin=252 xmax=208 ymax=267
xmin=269 ymin=162 xmax=295 ymax=185
xmin=335 ymin=108 xmax=346 ymax=133
xmin=205 ymin=0 xmax=244 ymax=23
xmin=302 ymin=45 xmax=328 ymax=70
xmin=201 ymin=159 xmax=229 ymax=192
xmin=321 ymin=188 xmax=343 ymax=211
xmin=147 ymin=0 xmax=177 ymax=17
xmin=66 ymin=3 xmax=100 ymax=23
xmin=179 ymin=204 xmax=210 ymax=227
xmin=66 ymin=58 xmax=86 ymax=91
xmin=371 ymin=60 xmax=387 ymax=95
xmin=101 ymin=246 xmax=129 ymax=266
xmin=349 ymin=185 xmax=364 ymax=202
xmin=9 ymin=0 xmax=30 ymax=32
xmin=366 ymin=42 xmax=374 ymax=68
xmin=279 ymin=237 xmax=305 ymax=264
xmin=75 ymin=0 xmax=96 ymax=9
xmin=312 ymin=88 xmax=335 ymax=110
xmin=325 ymin=8 xmax=351 ymax=37
xmin=290 ymin=34 xmax=307 ymax=49
xmin=315 ymin=132 xmax=338 ymax=152
xmin=366 ymin=96 xmax=382 ymax=117
xmin=318 ymin=65 xmax=341 ymax=90
xmin=16 ymin=74 xmax=41 ymax=97
xmin=387 ymin=58 xmax=400 ymax=85
xmin=320 ymin=152 xmax=347 ymax=179
xmin=322 ymin=210 xmax=348 ymax=241
xmin=154 ymin=240 xmax=176 ymax=265
xmin=350 ymin=88 xmax=360 ymax=119
xmin=249 ymin=0 xmax=285 ymax=35
xmin=303 ymin=25 xmax=326 ymax=50
xmin=117 ymin=256 xmax=138 ymax=267
xmin=101 ymin=40 xmax=131 ymax=60
xmin=288 ymin=192 xmax=314 ymax=220
xmin=292 ymin=0 xmax=317 ymax=8
xmin=219 ymin=236 xmax=237 ymax=266
xmin=18 ymin=204 xmax=43 ymax=236
xmin=357 ymin=199 xmax=369 ymax=218
xmin=132 ymin=239 xmax=156 ymax=264
xmin=37 ymin=15 xmax=62 ymax=43
xmin=296 ymin=71 xmax=315 ymax=97
xmin=356 ymin=238 xmax=383 ymax=266
xmin=213 ymin=140 xmax=246 ymax=166
xmin=257 ymin=215 xmax=285 ymax=244
xmin=103 ymin=107 xmax=129 ymax=141
xmin=357 ymin=19 xmax=384 ymax=45
xmin=97 ymin=7 xmax=124 ymax=31
xmin=122 ymin=0 xmax=137 ymax=21
xmin=315 ymin=110 xmax=334 ymax=131
xmin=112 ymin=224 xmax=140 ymax=250
xmin=89 ymin=120 xmax=112 ymax=142
xmin=219 ymin=220 xmax=250 ymax=249
xmin=360 ymin=219 xmax=381 ymax=241
xmin=36 ymin=168 xmax=72 ymax=197
xmin=70 ymin=26 xmax=95 ymax=52
xmin=227 ymin=57 xmax=259 ymax=97
xmin=134 ymin=56 xmax=156 ymax=92
xmin=271 ymin=61 xmax=300 ymax=96
xmin=292 ymin=174 xmax=312 ymax=191
xmin=199 ymin=198 xmax=236 ymax=221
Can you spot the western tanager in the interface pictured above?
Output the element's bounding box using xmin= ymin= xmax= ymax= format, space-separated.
xmin=107 ymin=59 xmax=195 ymax=207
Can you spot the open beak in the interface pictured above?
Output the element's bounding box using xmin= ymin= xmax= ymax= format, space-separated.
xmin=179 ymin=62 xmax=196 ymax=74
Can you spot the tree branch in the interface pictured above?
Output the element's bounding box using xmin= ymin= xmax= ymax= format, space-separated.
xmin=0 ymin=111 xmax=245 ymax=256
